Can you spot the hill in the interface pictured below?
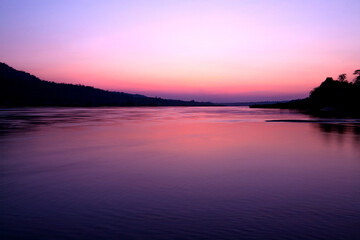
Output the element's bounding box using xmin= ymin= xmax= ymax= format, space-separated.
xmin=0 ymin=63 xmax=214 ymax=107
xmin=250 ymin=72 xmax=360 ymax=116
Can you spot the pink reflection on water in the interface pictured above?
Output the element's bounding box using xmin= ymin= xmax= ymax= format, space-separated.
xmin=0 ymin=107 xmax=359 ymax=239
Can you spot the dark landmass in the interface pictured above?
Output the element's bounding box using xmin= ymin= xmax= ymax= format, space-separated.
xmin=251 ymin=71 xmax=360 ymax=117
xmin=0 ymin=62 xmax=215 ymax=107
xmin=266 ymin=119 xmax=360 ymax=123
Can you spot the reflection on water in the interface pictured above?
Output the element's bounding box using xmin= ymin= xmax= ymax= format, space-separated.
xmin=0 ymin=107 xmax=359 ymax=240
xmin=316 ymin=122 xmax=360 ymax=135
xmin=314 ymin=123 xmax=360 ymax=150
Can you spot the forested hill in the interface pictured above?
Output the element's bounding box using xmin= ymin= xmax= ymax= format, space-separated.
xmin=0 ymin=63 xmax=214 ymax=107
xmin=250 ymin=71 xmax=360 ymax=116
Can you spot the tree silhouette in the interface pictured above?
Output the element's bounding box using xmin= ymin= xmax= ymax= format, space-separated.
xmin=251 ymin=68 xmax=360 ymax=116
xmin=0 ymin=62 xmax=215 ymax=107
xmin=337 ymin=73 xmax=347 ymax=82
xmin=353 ymin=69 xmax=360 ymax=85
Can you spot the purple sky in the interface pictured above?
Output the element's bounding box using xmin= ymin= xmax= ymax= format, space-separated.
xmin=1 ymin=0 xmax=359 ymax=102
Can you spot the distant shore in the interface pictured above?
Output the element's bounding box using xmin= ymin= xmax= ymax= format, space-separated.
xmin=251 ymin=73 xmax=360 ymax=118
xmin=0 ymin=62 xmax=217 ymax=107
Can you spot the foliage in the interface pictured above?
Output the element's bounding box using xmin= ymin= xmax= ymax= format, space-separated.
xmin=0 ymin=63 xmax=214 ymax=107
xmin=251 ymin=68 xmax=360 ymax=116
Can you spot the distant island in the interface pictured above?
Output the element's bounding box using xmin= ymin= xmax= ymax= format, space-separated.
xmin=251 ymin=70 xmax=360 ymax=117
xmin=0 ymin=63 xmax=215 ymax=107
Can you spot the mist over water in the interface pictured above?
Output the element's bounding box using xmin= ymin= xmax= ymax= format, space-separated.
xmin=1 ymin=107 xmax=359 ymax=240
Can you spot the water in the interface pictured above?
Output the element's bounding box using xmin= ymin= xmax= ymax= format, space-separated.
xmin=0 ymin=107 xmax=359 ymax=240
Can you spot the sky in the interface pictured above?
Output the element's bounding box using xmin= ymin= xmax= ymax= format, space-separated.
xmin=1 ymin=0 xmax=359 ymax=102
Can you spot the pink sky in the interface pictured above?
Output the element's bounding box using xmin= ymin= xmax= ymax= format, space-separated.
xmin=1 ymin=0 xmax=359 ymax=102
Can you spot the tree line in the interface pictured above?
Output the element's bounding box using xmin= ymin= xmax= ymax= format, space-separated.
xmin=0 ymin=62 xmax=214 ymax=107
xmin=251 ymin=69 xmax=360 ymax=116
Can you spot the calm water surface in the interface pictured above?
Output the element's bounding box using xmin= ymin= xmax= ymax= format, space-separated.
xmin=0 ymin=107 xmax=359 ymax=240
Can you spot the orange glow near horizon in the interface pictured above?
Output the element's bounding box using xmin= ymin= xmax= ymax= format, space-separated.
xmin=1 ymin=0 xmax=359 ymax=101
